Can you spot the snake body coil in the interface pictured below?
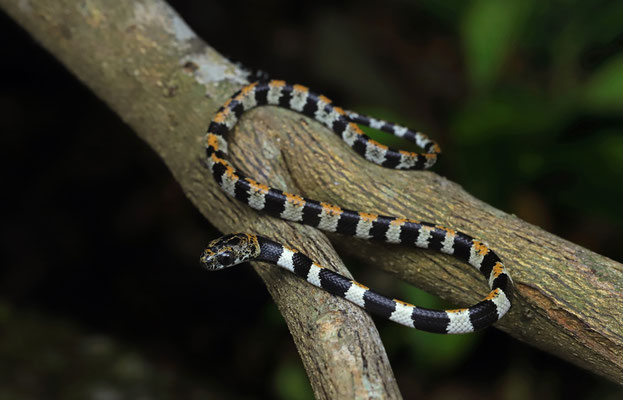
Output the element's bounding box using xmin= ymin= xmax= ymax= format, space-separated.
xmin=202 ymin=80 xmax=512 ymax=334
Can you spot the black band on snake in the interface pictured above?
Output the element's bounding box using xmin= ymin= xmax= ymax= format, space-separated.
xmin=201 ymin=80 xmax=512 ymax=334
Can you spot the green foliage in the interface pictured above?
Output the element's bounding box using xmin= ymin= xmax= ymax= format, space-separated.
xmin=273 ymin=359 xmax=314 ymax=400
xmin=461 ymin=0 xmax=533 ymax=90
xmin=450 ymin=0 xmax=623 ymax=223
xmin=452 ymin=89 xmax=568 ymax=142
xmin=584 ymin=55 xmax=623 ymax=111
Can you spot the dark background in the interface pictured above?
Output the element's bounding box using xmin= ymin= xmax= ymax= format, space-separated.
xmin=2 ymin=1 xmax=623 ymax=399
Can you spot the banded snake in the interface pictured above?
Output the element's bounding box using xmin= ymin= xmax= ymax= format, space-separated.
xmin=201 ymin=80 xmax=512 ymax=334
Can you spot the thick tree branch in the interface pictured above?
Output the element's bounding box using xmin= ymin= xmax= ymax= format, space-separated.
xmin=1 ymin=1 xmax=401 ymax=399
xmin=3 ymin=0 xmax=623 ymax=393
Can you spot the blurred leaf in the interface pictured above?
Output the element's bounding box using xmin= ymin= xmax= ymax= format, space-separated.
xmin=452 ymin=89 xmax=569 ymax=142
xmin=262 ymin=302 xmax=287 ymax=327
xmin=461 ymin=0 xmax=533 ymax=89
xmin=273 ymin=359 xmax=314 ymax=400
xmin=417 ymin=0 xmax=469 ymax=25
xmin=584 ymin=55 xmax=623 ymax=111
xmin=0 ymin=301 xmax=11 ymax=324
xmin=544 ymin=131 xmax=623 ymax=224
xmin=575 ymin=1 xmax=623 ymax=46
xmin=599 ymin=131 xmax=623 ymax=172
xmin=518 ymin=152 xmax=546 ymax=178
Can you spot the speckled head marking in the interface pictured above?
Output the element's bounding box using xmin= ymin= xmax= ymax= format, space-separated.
xmin=200 ymin=233 xmax=260 ymax=271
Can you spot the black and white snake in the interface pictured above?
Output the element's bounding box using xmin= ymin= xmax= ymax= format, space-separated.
xmin=201 ymin=80 xmax=512 ymax=334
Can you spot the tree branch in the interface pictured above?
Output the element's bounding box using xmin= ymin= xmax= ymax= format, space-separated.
xmin=3 ymin=0 xmax=623 ymax=393
xmin=1 ymin=1 xmax=401 ymax=398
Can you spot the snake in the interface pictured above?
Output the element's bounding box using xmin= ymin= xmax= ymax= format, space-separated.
xmin=201 ymin=80 xmax=512 ymax=334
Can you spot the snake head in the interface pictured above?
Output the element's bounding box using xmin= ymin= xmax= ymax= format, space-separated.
xmin=200 ymin=233 xmax=260 ymax=271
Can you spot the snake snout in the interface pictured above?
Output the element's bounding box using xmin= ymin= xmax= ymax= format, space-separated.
xmin=200 ymin=247 xmax=237 ymax=270
xmin=200 ymin=248 xmax=221 ymax=270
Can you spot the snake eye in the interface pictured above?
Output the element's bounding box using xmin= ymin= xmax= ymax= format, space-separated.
xmin=226 ymin=236 xmax=241 ymax=246
xmin=217 ymin=252 xmax=234 ymax=266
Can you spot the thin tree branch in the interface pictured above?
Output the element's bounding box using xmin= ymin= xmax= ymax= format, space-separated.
xmin=3 ymin=0 xmax=623 ymax=393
